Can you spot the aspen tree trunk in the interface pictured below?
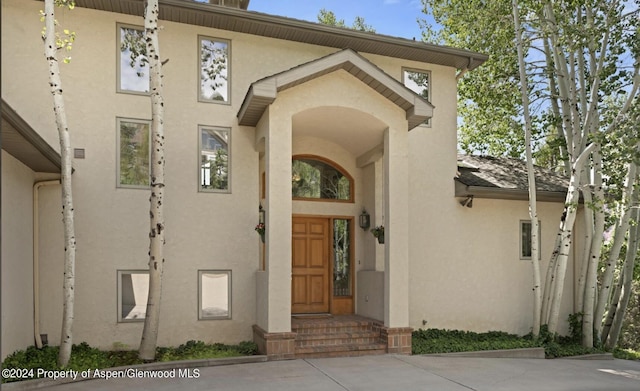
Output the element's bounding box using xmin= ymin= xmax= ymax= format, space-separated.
xmin=139 ymin=0 xmax=166 ymax=361
xmin=575 ymin=174 xmax=593 ymax=314
xmin=512 ymin=0 xmax=541 ymax=336
xmin=541 ymin=233 xmax=561 ymax=324
xmin=547 ymin=146 xmax=595 ymax=334
xmin=582 ymin=151 xmax=606 ymax=347
xmin=540 ymin=35 xmax=570 ymax=176
xmin=596 ymin=160 xmax=639 ymax=340
xmin=606 ymin=190 xmax=640 ymax=349
xmin=43 ymin=0 xmax=76 ymax=367
xmin=601 ymin=268 xmax=624 ymax=344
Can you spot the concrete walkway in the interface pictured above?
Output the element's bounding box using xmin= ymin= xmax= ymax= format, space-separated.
xmin=20 ymin=355 xmax=640 ymax=391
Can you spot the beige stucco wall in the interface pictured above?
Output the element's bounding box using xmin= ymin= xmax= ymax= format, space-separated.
xmin=1 ymin=0 xmax=580 ymax=351
xmin=409 ymin=196 xmax=576 ymax=335
xmin=2 ymin=0 xmax=265 ymax=349
xmin=1 ymin=151 xmax=36 ymax=358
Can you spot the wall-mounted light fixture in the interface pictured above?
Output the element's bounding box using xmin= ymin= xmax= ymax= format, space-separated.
xmin=259 ymin=204 xmax=265 ymax=224
xmin=359 ymin=209 xmax=371 ymax=230
xmin=459 ymin=195 xmax=473 ymax=208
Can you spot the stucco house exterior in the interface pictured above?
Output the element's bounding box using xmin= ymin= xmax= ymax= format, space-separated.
xmin=1 ymin=0 xmax=581 ymax=359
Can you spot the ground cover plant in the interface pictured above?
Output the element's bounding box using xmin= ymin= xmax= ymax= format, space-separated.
xmin=613 ymin=348 xmax=640 ymax=360
xmin=411 ymin=325 xmax=608 ymax=359
xmin=1 ymin=340 xmax=258 ymax=383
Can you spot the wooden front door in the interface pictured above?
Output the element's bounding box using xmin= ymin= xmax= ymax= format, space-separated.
xmin=291 ymin=217 xmax=330 ymax=314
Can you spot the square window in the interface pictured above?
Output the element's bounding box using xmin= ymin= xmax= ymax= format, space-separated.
xmin=520 ymin=220 xmax=542 ymax=260
xmin=199 ymin=126 xmax=230 ymax=192
xmin=198 ymin=270 xmax=231 ymax=320
xmin=117 ymin=270 xmax=148 ymax=322
xmin=117 ymin=118 xmax=151 ymax=188
xmin=117 ymin=24 xmax=149 ymax=94
xmin=402 ymin=68 xmax=431 ymax=126
xmin=199 ymin=36 xmax=230 ymax=103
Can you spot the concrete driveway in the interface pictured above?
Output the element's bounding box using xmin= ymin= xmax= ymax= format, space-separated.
xmin=28 ymin=355 xmax=640 ymax=391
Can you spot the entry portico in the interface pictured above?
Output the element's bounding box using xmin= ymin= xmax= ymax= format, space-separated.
xmin=239 ymin=49 xmax=433 ymax=358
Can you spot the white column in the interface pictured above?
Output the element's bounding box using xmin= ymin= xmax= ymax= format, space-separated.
xmin=264 ymin=108 xmax=292 ymax=332
xmin=383 ymin=127 xmax=410 ymax=328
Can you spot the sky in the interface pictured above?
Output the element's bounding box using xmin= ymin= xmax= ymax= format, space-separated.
xmin=247 ymin=0 xmax=430 ymax=41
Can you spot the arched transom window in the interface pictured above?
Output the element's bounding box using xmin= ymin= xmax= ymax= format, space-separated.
xmin=292 ymin=156 xmax=353 ymax=202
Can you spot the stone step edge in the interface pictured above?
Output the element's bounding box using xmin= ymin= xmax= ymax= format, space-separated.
xmin=295 ymin=331 xmax=380 ymax=341
xmin=295 ymin=349 xmax=387 ymax=359
xmin=292 ymin=321 xmax=382 ymax=329
xmin=293 ymin=324 xmax=380 ymax=332
xmin=295 ymin=343 xmax=388 ymax=354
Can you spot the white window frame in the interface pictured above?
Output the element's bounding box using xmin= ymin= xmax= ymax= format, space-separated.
xmin=117 ymin=270 xmax=149 ymax=323
xmin=520 ymin=220 xmax=542 ymax=260
xmin=198 ymin=270 xmax=232 ymax=320
xmin=198 ymin=125 xmax=231 ymax=193
xmin=116 ymin=117 xmax=151 ymax=189
xmin=402 ymin=67 xmax=431 ymax=127
xmin=117 ymin=23 xmax=149 ymax=95
xmin=198 ymin=36 xmax=231 ymax=104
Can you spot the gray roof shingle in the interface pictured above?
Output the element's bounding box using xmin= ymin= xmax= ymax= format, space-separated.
xmin=455 ymin=155 xmax=571 ymax=202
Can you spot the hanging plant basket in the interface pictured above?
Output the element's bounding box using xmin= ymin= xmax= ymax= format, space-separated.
xmin=255 ymin=223 xmax=265 ymax=243
xmin=370 ymin=226 xmax=384 ymax=244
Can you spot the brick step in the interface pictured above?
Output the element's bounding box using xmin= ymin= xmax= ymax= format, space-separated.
xmin=292 ymin=321 xmax=381 ymax=335
xmin=295 ymin=343 xmax=388 ymax=359
xmin=295 ymin=331 xmax=382 ymax=347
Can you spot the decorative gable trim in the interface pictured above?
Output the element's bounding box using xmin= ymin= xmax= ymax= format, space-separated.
xmin=237 ymin=49 xmax=434 ymax=129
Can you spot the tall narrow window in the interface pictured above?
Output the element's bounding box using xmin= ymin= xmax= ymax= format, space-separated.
xmin=118 ymin=24 xmax=149 ymax=93
xmin=117 ymin=270 xmax=148 ymax=322
xmin=117 ymin=118 xmax=150 ymax=188
xmin=333 ymin=219 xmax=352 ymax=297
xmin=520 ymin=220 xmax=541 ymax=259
xmin=199 ymin=36 xmax=229 ymax=103
xmin=199 ymin=270 xmax=231 ymax=320
xmin=292 ymin=156 xmax=353 ymax=202
xmin=403 ymin=68 xmax=431 ymax=126
xmin=199 ymin=126 xmax=230 ymax=192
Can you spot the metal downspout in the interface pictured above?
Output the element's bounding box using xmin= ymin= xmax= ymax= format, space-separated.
xmin=456 ymin=57 xmax=475 ymax=81
xmin=33 ymin=180 xmax=60 ymax=348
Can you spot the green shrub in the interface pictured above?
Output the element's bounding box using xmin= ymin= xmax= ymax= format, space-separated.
xmin=613 ymin=348 xmax=640 ymax=360
xmin=2 ymin=340 xmax=258 ymax=383
xmin=412 ymin=321 xmax=610 ymax=359
xmin=155 ymin=340 xmax=258 ymax=361
xmin=411 ymin=328 xmax=540 ymax=355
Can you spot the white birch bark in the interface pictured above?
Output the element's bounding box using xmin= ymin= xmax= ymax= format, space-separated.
xmin=512 ymin=0 xmax=541 ymax=336
xmin=43 ymin=0 xmax=76 ymax=367
xmin=582 ymin=151 xmax=606 ymax=347
xmin=605 ymin=189 xmax=640 ymax=349
xmin=601 ymin=267 xmax=624 ymax=344
xmin=547 ymin=145 xmax=594 ymax=334
xmin=540 ymin=35 xmax=570 ymax=175
xmin=541 ymin=233 xmax=561 ymax=325
xmin=139 ymin=0 xmax=166 ymax=361
xmin=575 ymin=172 xmax=593 ymax=315
xmin=596 ymin=159 xmax=639 ymax=340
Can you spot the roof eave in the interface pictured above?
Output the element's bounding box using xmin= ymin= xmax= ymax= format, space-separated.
xmin=1 ymin=99 xmax=62 ymax=173
xmin=72 ymin=0 xmax=488 ymax=70
xmin=454 ymin=181 xmax=571 ymax=203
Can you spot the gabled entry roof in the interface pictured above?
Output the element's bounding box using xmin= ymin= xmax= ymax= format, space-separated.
xmin=237 ymin=49 xmax=435 ymax=129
